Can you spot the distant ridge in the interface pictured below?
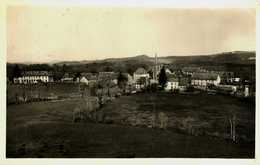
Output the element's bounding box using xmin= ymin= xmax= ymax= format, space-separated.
xmin=53 ymin=54 xmax=153 ymax=66
xmin=52 ymin=51 xmax=257 ymax=66
xmin=7 ymin=51 xmax=255 ymax=66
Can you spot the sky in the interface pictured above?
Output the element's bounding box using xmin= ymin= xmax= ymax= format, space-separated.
xmin=7 ymin=6 xmax=255 ymax=63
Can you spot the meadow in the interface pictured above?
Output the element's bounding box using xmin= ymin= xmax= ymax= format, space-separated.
xmin=7 ymin=83 xmax=81 ymax=104
xmin=102 ymin=92 xmax=255 ymax=142
xmin=6 ymin=92 xmax=255 ymax=158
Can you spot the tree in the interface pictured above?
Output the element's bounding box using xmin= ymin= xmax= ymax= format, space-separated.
xmin=13 ymin=64 xmax=22 ymax=78
xmin=228 ymin=113 xmax=237 ymax=142
xmin=148 ymin=70 xmax=153 ymax=78
xmin=117 ymin=72 xmax=128 ymax=90
xmin=126 ymin=67 xmax=135 ymax=75
xmin=104 ymin=66 xmax=113 ymax=72
xmin=52 ymin=64 xmax=64 ymax=81
xmin=62 ymin=64 xmax=67 ymax=73
xmin=158 ymin=66 xmax=167 ymax=89
xmin=98 ymin=76 xmax=113 ymax=97
xmin=74 ymin=72 xmax=81 ymax=81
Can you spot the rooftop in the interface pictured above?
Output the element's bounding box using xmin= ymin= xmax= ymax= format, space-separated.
xmin=192 ymin=72 xmax=219 ymax=80
xmin=22 ymin=71 xmax=53 ymax=76
xmin=134 ymin=68 xmax=147 ymax=75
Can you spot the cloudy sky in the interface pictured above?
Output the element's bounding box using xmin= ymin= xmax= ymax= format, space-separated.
xmin=7 ymin=6 xmax=255 ymax=63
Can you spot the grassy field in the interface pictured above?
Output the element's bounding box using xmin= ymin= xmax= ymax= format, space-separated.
xmin=102 ymin=92 xmax=255 ymax=142
xmin=7 ymin=83 xmax=82 ymax=104
xmin=7 ymin=83 xmax=121 ymax=104
xmin=6 ymin=92 xmax=255 ymax=158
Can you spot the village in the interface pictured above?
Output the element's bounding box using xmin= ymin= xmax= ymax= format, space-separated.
xmin=9 ymin=54 xmax=254 ymax=105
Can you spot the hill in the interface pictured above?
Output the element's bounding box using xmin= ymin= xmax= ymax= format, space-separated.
xmin=7 ymin=51 xmax=255 ymax=80
xmin=54 ymin=51 xmax=255 ymax=66
xmin=161 ymin=51 xmax=255 ymax=65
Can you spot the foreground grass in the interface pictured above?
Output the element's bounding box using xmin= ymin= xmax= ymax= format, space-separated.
xmin=6 ymin=122 xmax=254 ymax=158
xmin=6 ymin=93 xmax=255 ymax=158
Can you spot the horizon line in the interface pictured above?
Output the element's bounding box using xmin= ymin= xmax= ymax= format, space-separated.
xmin=7 ymin=50 xmax=256 ymax=64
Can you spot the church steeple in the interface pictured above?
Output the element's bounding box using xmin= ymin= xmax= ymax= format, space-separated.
xmin=154 ymin=53 xmax=158 ymax=80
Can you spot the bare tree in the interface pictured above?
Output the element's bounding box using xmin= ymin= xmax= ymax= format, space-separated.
xmin=158 ymin=112 xmax=168 ymax=129
xmin=228 ymin=113 xmax=237 ymax=142
xmin=73 ymin=107 xmax=83 ymax=122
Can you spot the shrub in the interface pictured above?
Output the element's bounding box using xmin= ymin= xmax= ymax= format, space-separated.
xmin=151 ymin=112 xmax=168 ymax=129
xmin=72 ymin=107 xmax=84 ymax=123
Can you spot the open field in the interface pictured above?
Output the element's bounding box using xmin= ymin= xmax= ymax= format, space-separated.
xmin=7 ymin=83 xmax=121 ymax=105
xmin=7 ymin=84 xmax=82 ymax=104
xmin=6 ymin=93 xmax=255 ymax=158
xmin=102 ymin=92 xmax=255 ymax=142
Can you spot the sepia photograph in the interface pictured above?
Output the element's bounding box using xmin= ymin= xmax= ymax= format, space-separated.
xmin=5 ymin=3 xmax=256 ymax=159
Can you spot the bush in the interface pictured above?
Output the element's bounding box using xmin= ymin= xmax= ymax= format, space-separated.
xmin=151 ymin=112 xmax=168 ymax=129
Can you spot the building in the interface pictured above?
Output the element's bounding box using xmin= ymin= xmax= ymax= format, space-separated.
xmin=152 ymin=53 xmax=163 ymax=83
xmin=82 ymin=73 xmax=98 ymax=83
xmin=13 ymin=71 xmax=53 ymax=84
xmin=79 ymin=76 xmax=89 ymax=85
xmin=208 ymin=71 xmax=235 ymax=84
xmin=165 ymin=75 xmax=179 ymax=91
xmin=182 ymin=66 xmax=206 ymax=76
xmin=191 ymin=72 xmax=221 ymax=88
xmin=75 ymin=72 xmax=99 ymax=85
xmin=61 ymin=73 xmax=74 ymax=83
xmin=133 ymin=68 xmax=150 ymax=82
xmin=133 ymin=68 xmax=150 ymax=89
xmin=178 ymin=76 xmax=191 ymax=91
xmin=87 ymin=74 xmax=98 ymax=86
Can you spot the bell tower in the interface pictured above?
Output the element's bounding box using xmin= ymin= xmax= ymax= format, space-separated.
xmin=154 ymin=53 xmax=158 ymax=80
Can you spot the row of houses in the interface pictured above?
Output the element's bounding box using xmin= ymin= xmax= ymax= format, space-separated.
xmin=12 ymin=68 xmax=151 ymax=88
xmin=132 ymin=66 xmax=253 ymax=97
xmin=132 ymin=66 xmax=221 ymax=91
xmin=12 ymin=66 xmax=253 ymax=97
xmin=13 ymin=71 xmax=54 ymax=84
xmin=13 ymin=71 xmax=131 ymax=86
xmin=11 ymin=68 xmax=243 ymax=89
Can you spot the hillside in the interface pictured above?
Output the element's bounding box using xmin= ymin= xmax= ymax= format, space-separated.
xmin=7 ymin=51 xmax=255 ymax=79
xmin=54 ymin=51 xmax=255 ymax=66
xmin=54 ymin=55 xmax=153 ymax=66
xmin=161 ymin=51 xmax=255 ymax=65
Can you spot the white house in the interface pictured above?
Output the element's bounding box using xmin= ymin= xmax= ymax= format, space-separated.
xmin=14 ymin=71 xmax=53 ymax=84
xmin=133 ymin=68 xmax=150 ymax=82
xmin=191 ymin=73 xmax=221 ymax=87
xmin=81 ymin=73 xmax=98 ymax=84
xmin=79 ymin=76 xmax=89 ymax=84
xmin=133 ymin=68 xmax=150 ymax=89
xmin=165 ymin=76 xmax=179 ymax=91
